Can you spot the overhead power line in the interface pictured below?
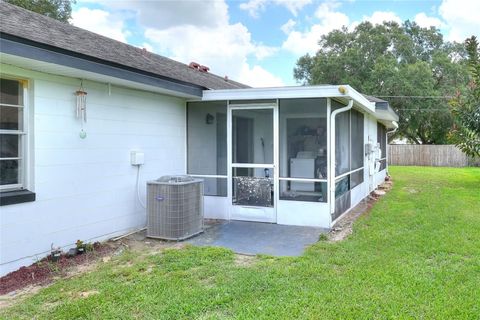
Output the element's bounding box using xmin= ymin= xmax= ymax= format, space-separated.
xmin=374 ymin=95 xmax=454 ymax=99
xmin=394 ymin=109 xmax=451 ymax=111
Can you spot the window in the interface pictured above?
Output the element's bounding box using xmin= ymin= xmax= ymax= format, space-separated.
xmin=279 ymin=98 xmax=328 ymax=203
xmin=377 ymin=122 xmax=387 ymax=171
xmin=1 ymin=78 xmax=25 ymax=190
xmin=0 ymin=77 xmax=35 ymax=205
xmin=187 ymin=101 xmax=227 ymax=196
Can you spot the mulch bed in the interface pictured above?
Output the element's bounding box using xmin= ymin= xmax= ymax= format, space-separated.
xmin=0 ymin=242 xmax=114 ymax=295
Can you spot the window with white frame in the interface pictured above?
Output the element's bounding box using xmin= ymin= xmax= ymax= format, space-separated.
xmin=0 ymin=78 xmax=26 ymax=191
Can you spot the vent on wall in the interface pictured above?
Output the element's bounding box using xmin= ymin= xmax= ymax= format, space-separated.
xmin=147 ymin=176 xmax=204 ymax=240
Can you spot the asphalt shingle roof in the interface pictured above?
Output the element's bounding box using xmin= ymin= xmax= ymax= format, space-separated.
xmin=0 ymin=1 xmax=249 ymax=90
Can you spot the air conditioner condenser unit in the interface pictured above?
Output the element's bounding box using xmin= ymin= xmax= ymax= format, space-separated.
xmin=147 ymin=175 xmax=204 ymax=240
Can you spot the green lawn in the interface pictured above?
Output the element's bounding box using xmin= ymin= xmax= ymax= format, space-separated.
xmin=2 ymin=167 xmax=479 ymax=319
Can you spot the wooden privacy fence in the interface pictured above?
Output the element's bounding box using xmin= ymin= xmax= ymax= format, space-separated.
xmin=388 ymin=144 xmax=479 ymax=167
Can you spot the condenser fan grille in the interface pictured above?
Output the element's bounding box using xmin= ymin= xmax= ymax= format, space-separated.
xmin=147 ymin=176 xmax=204 ymax=240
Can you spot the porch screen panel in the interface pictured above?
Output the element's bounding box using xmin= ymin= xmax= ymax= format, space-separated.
xmin=335 ymin=110 xmax=350 ymax=176
xmin=351 ymin=109 xmax=364 ymax=170
xmin=377 ymin=122 xmax=387 ymax=171
xmin=278 ymin=98 xmax=327 ymax=203
xmin=187 ymin=101 xmax=227 ymax=196
xmin=232 ymin=108 xmax=273 ymax=165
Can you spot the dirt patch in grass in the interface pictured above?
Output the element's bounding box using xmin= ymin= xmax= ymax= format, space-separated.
xmin=0 ymin=242 xmax=113 ymax=296
xmin=77 ymin=290 xmax=100 ymax=298
xmin=329 ymin=179 xmax=393 ymax=242
xmin=234 ymin=254 xmax=256 ymax=267
xmin=0 ymin=230 xmax=195 ymax=308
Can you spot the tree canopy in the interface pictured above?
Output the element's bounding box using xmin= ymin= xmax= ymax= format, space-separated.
xmin=294 ymin=21 xmax=469 ymax=144
xmin=449 ymin=36 xmax=480 ymax=157
xmin=5 ymin=0 xmax=75 ymax=23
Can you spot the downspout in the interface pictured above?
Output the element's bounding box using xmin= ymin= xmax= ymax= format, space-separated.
xmin=386 ymin=121 xmax=398 ymax=135
xmin=329 ymin=99 xmax=353 ymax=216
xmin=385 ymin=121 xmax=398 ymax=173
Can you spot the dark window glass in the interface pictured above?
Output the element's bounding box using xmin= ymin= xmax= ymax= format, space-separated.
xmin=379 ymin=159 xmax=387 ymax=171
xmin=0 ymin=79 xmax=22 ymax=105
xmin=351 ymin=110 xmax=364 ymax=170
xmin=0 ymin=160 xmax=19 ymax=185
xmin=0 ymin=106 xmax=21 ymax=130
xmin=350 ymin=170 xmax=364 ymax=189
xmin=0 ymin=134 xmax=19 ymax=158
xmin=335 ymin=176 xmax=350 ymax=199
xmin=377 ymin=122 xmax=387 ymax=159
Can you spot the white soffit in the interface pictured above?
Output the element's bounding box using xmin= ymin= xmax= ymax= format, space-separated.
xmin=201 ymin=85 xmax=376 ymax=113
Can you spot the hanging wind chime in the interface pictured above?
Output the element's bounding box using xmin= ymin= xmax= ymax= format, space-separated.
xmin=75 ymin=81 xmax=88 ymax=139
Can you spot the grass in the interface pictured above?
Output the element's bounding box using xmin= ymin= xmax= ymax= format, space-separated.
xmin=1 ymin=166 xmax=479 ymax=319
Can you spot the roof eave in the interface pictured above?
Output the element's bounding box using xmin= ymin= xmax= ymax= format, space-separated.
xmin=0 ymin=33 xmax=205 ymax=97
xmin=201 ymin=85 xmax=377 ymax=113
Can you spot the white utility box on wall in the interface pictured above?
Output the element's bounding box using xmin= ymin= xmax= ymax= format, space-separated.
xmin=130 ymin=151 xmax=145 ymax=165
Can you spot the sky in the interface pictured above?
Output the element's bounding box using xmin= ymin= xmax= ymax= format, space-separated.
xmin=71 ymin=0 xmax=480 ymax=87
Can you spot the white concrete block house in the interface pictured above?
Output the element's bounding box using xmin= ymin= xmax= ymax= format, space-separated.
xmin=0 ymin=2 xmax=398 ymax=276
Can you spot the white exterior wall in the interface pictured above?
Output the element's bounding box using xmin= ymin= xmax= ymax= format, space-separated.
xmin=0 ymin=65 xmax=186 ymax=276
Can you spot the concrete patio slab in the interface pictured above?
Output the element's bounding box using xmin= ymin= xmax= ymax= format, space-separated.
xmin=187 ymin=221 xmax=328 ymax=256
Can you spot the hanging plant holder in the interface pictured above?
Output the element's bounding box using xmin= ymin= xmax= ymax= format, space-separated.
xmin=75 ymin=82 xmax=88 ymax=123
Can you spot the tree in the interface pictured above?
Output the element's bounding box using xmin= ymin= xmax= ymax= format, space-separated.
xmin=294 ymin=21 xmax=469 ymax=144
xmin=449 ymin=36 xmax=480 ymax=157
xmin=5 ymin=0 xmax=75 ymax=23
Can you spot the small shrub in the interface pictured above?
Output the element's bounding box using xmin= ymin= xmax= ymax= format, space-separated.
xmin=318 ymin=233 xmax=329 ymax=241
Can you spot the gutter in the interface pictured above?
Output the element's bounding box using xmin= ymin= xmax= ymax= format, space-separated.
xmin=329 ymin=99 xmax=353 ymax=216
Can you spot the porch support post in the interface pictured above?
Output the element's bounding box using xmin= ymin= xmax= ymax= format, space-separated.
xmin=329 ymin=99 xmax=353 ymax=215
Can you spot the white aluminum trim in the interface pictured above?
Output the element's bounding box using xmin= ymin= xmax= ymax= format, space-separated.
xmin=273 ymin=99 xmax=279 ymax=222
xmin=226 ymin=101 xmax=233 ymax=220
xmin=231 ymin=163 xmax=274 ymax=168
xmin=232 ymin=205 xmax=274 ymax=209
xmin=0 ymin=183 xmax=23 ymax=191
xmin=326 ymin=98 xmax=332 ymax=226
xmin=229 ymin=103 xmax=276 ymax=109
xmin=203 ymin=85 xmax=376 ymax=113
xmin=0 ymin=103 xmax=24 ymax=108
xmin=335 ymin=167 xmax=364 ymax=180
xmin=279 ymin=177 xmax=327 ymax=183
xmin=0 ymin=157 xmax=22 ymax=160
xmin=189 ymin=174 xmax=228 ymax=179
xmin=0 ymin=130 xmax=26 ymax=135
